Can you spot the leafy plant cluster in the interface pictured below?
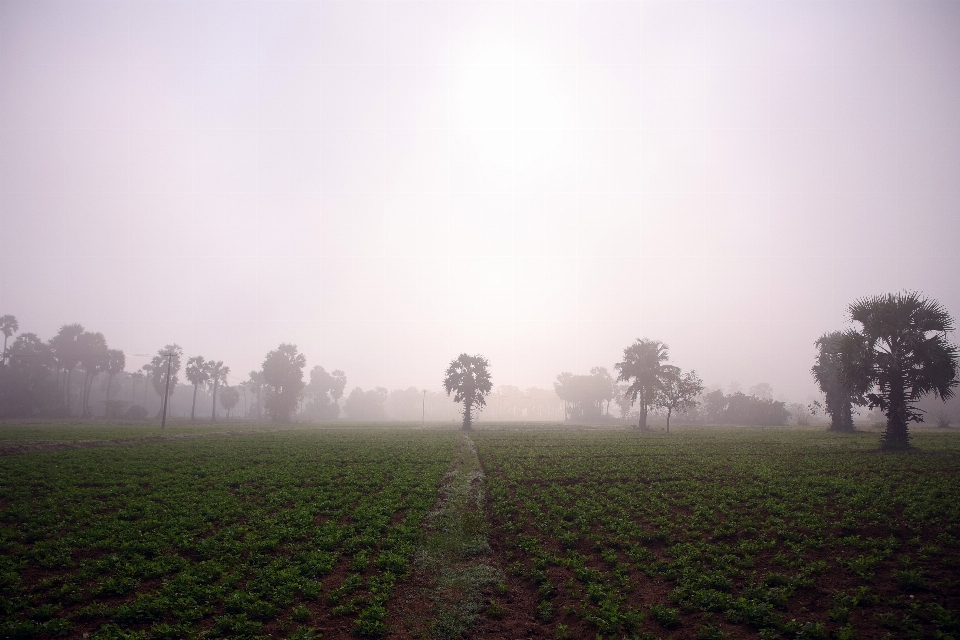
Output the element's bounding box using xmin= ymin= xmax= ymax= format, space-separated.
xmin=0 ymin=429 xmax=457 ymax=639
xmin=475 ymin=429 xmax=960 ymax=639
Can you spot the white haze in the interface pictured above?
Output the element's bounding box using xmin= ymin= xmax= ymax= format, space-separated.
xmin=1 ymin=1 xmax=959 ymax=401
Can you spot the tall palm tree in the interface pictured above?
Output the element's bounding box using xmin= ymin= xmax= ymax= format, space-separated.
xmin=615 ymin=338 xmax=670 ymax=431
xmin=442 ymin=353 xmax=492 ymax=431
xmin=77 ymin=332 xmax=109 ymax=417
xmin=839 ymin=292 xmax=959 ymax=450
xmin=103 ymin=349 xmax=125 ymax=416
xmin=185 ymin=356 xmax=211 ymax=422
xmin=209 ymin=361 xmax=229 ymax=422
xmin=0 ymin=314 xmax=18 ymax=361
xmin=248 ymin=370 xmax=265 ymax=420
xmin=48 ymin=324 xmax=85 ymax=413
xmin=812 ymin=332 xmax=863 ymax=432
xmin=148 ymin=345 xmax=183 ymax=419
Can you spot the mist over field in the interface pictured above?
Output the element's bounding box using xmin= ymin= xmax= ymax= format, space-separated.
xmin=2 ymin=0 xmax=959 ymax=404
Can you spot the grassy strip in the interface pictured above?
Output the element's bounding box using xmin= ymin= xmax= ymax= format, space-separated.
xmin=409 ymin=434 xmax=504 ymax=639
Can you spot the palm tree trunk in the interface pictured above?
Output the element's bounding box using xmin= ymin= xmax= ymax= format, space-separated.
xmin=462 ymin=401 xmax=472 ymax=431
xmin=212 ymin=381 xmax=218 ymax=422
xmin=882 ymin=375 xmax=910 ymax=449
xmin=191 ymin=383 xmax=198 ymax=422
xmin=66 ymin=368 xmax=73 ymax=413
xmin=82 ymin=371 xmax=90 ymax=416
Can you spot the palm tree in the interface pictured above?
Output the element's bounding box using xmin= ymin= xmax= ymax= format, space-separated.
xmin=442 ymin=353 xmax=492 ymax=431
xmin=0 ymin=314 xmax=18 ymax=361
xmin=77 ymin=331 xmax=108 ymax=417
xmin=839 ymin=292 xmax=959 ymax=450
xmin=185 ymin=356 xmax=211 ymax=422
xmin=248 ymin=370 xmax=265 ymax=420
xmin=812 ymin=332 xmax=863 ymax=432
xmin=615 ymin=338 xmax=670 ymax=431
xmin=209 ymin=361 xmax=229 ymax=422
xmin=147 ymin=345 xmax=183 ymax=419
xmin=48 ymin=324 xmax=85 ymax=413
xmin=103 ymin=349 xmax=125 ymax=416
xmin=219 ymin=385 xmax=240 ymax=418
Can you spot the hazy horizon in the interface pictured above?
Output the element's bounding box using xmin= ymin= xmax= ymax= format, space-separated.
xmin=2 ymin=0 xmax=959 ymax=401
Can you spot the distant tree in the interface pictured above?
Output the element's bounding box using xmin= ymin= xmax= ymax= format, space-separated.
xmin=147 ymin=345 xmax=183 ymax=419
xmin=443 ymin=353 xmax=492 ymax=431
xmin=130 ymin=370 xmax=145 ymax=405
xmin=77 ymin=331 xmax=109 ymax=417
xmin=262 ymin=344 xmax=306 ymax=422
xmin=615 ymin=338 xmax=670 ymax=431
xmin=613 ymin=383 xmax=633 ymax=420
xmin=219 ymin=385 xmax=240 ymax=418
xmin=655 ymin=367 xmax=704 ymax=434
xmin=0 ymin=333 xmax=59 ymax=417
xmin=701 ymin=389 xmax=728 ymax=424
xmin=103 ymin=349 xmax=125 ymax=416
xmin=248 ymin=370 xmax=265 ymax=420
xmin=748 ymin=382 xmax=773 ymax=400
xmin=724 ymin=392 xmax=791 ymax=426
xmin=344 ymin=386 xmax=388 ymax=421
xmin=208 ymin=361 xmax=229 ymax=422
xmin=812 ymin=331 xmax=864 ymax=432
xmin=48 ymin=323 xmax=85 ymax=413
xmin=305 ymin=365 xmax=347 ymax=420
xmin=554 ymin=367 xmax=615 ymax=421
xmin=0 ymin=314 xmax=18 ymax=360
xmin=838 ymin=292 xmax=959 ymax=450
xmin=185 ymin=356 xmax=212 ymax=422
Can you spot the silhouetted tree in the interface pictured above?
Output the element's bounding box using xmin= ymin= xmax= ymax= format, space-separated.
xmin=812 ymin=331 xmax=863 ymax=432
xmin=839 ymin=292 xmax=959 ymax=450
xmin=443 ymin=353 xmax=492 ymax=431
xmin=219 ymin=385 xmax=240 ymax=418
xmin=615 ymin=338 xmax=670 ymax=431
xmin=103 ymin=348 xmax=125 ymax=417
xmin=305 ymin=365 xmax=347 ymax=420
xmin=185 ymin=355 xmax=211 ymax=422
xmin=147 ymin=345 xmax=183 ymax=418
xmin=701 ymin=389 xmax=727 ymax=424
xmin=262 ymin=344 xmax=306 ymax=422
xmin=344 ymin=386 xmax=388 ymax=421
xmin=655 ymin=367 xmax=704 ymax=433
xmin=48 ymin=324 xmax=85 ymax=413
xmin=77 ymin=331 xmax=108 ymax=417
xmin=0 ymin=333 xmax=59 ymax=417
xmin=0 ymin=314 xmax=18 ymax=360
xmin=554 ymin=367 xmax=615 ymax=421
xmin=248 ymin=370 xmax=265 ymax=420
xmin=613 ymin=383 xmax=633 ymax=420
xmin=208 ymin=361 xmax=229 ymax=422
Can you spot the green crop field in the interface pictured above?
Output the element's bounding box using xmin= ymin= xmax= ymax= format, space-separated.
xmin=2 ymin=425 xmax=959 ymax=640
xmin=476 ymin=429 xmax=960 ymax=639
xmin=0 ymin=428 xmax=456 ymax=640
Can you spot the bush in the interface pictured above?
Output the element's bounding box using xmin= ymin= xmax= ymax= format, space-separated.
xmin=124 ymin=405 xmax=148 ymax=420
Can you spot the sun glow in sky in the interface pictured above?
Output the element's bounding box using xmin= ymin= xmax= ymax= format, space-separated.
xmin=456 ymin=41 xmax=569 ymax=166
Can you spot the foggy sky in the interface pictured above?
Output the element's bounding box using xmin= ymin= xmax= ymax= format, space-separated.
xmin=2 ymin=0 xmax=959 ymax=401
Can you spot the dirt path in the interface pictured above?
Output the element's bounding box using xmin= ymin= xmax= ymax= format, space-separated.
xmin=387 ymin=433 xmax=510 ymax=638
